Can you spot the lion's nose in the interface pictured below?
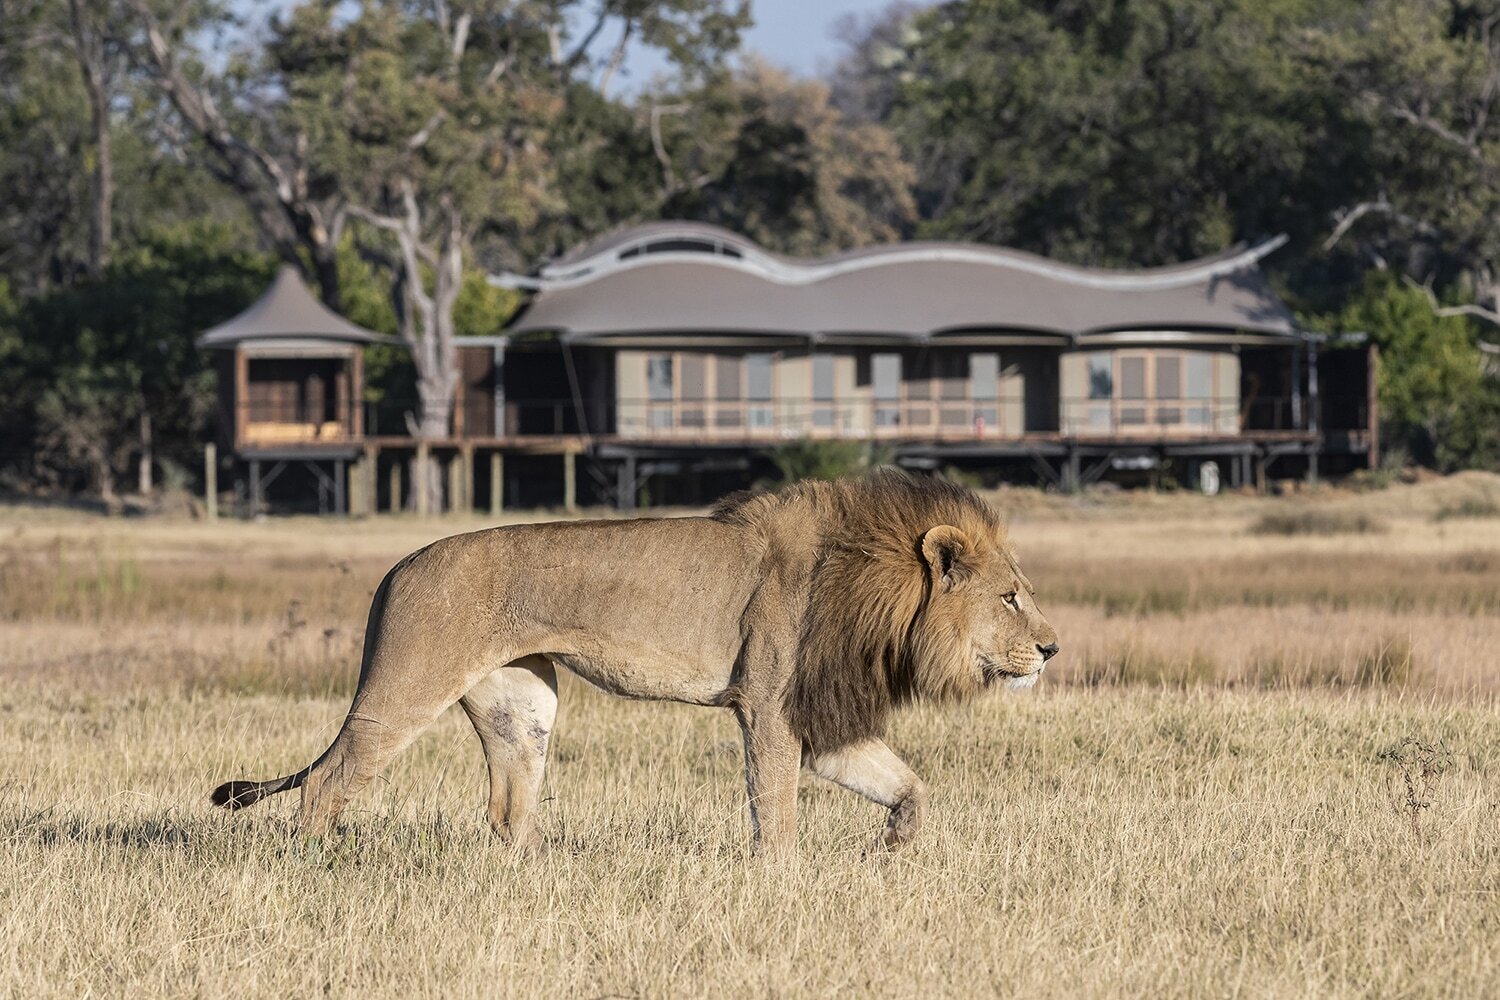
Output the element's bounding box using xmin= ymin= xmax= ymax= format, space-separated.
xmin=1038 ymin=643 xmax=1060 ymax=661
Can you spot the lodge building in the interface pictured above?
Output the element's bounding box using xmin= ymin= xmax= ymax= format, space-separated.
xmin=199 ymin=222 xmax=1376 ymax=513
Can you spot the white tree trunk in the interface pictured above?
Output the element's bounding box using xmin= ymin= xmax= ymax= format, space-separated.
xmin=137 ymin=412 xmax=153 ymax=496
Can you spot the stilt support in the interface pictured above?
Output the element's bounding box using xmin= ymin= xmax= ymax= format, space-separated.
xmin=203 ymin=443 xmax=217 ymax=521
xmin=489 ymin=452 xmax=503 ymax=517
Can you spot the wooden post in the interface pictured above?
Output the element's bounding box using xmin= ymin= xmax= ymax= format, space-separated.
xmin=203 ymin=442 xmax=217 ymax=521
xmin=388 ymin=460 xmax=402 ymax=514
xmin=416 ymin=442 xmax=430 ymax=516
xmin=563 ymin=450 xmax=577 ymax=514
xmin=459 ymin=444 xmax=475 ymax=514
xmin=233 ymin=348 xmax=248 ymax=449
xmin=447 ymin=451 xmax=463 ymax=515
xmin=364 ymin=445 xmax=378 ymax=517
xmin=489 ymin=452 xmax=503 ymax=517
xmin=248 ymin=458 xmax=261 ymax=518
xmin=349 ymin=454 xmax=364 ymax=516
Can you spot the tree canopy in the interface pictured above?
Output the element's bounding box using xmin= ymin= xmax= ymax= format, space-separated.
xmin=2 ymin=0 xmax=1499 ymax=497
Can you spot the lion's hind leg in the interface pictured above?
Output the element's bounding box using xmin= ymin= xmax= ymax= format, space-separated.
xmin=807 ymin=738 xmax=928 ymax=850
xmin=459 ymin=655 xmax=558 ymax=852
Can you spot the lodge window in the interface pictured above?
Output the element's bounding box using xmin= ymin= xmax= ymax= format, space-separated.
xmin=812 ymin=354 xmax=836 ymax=429
xmin=873 ymin=353 xmax=901 ymax=427
xmin=643 ymin=351 xmax=778 ymax=433
xmin=902 ymin=351 xmax=1003 ymax=433
xmin=1075 ymin=350 xmax=1222 ymax=433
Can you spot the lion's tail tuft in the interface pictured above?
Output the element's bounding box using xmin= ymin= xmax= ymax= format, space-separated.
xmin=210 ymin=770 xmax=309 ymax=811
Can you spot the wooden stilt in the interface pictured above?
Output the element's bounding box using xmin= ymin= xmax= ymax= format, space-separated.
xmin=563 ymin=450 xmax=577 ymax=514
xmin=489 ymin=452 xmax=503 ymax=517
xmin=416 ymin=442 xmax=430 ymax=516
xmin=203 ymin=443 xmax=217 ymax=521
xmin=388 ymin=460 xmax=402 ymax=514
xmin=460 ymin=444 xmax=475 ymax=514
xmin=447 ymin=451 xmax=463 ymax=516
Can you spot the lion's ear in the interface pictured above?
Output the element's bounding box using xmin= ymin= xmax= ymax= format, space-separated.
xmin=920 ymin=525 xmax=973 ymax=592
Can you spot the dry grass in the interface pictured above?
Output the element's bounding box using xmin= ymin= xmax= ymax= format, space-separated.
xmin=3 ymin=477 xmax=1499 ymax=997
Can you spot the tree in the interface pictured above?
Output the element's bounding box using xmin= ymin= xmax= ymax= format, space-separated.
xmin=66 ymin=0 xmax=129 ymax=275
xmin=0 ymin=0 xmax=93 ymax=294
xmin=132 ymin=0 xmax=746 ymax=508
xmin=1328 ymin=273 xmax=1500 ymax=470
xmin=865 ymin=0 xmax=1375 ymax=281
xmin=129 ymin=0 xmax=352 ymax=308
xmin=1313 ymin=0 xmax=1500 ymax=327
xmin=657 ymin=59 xmax=917 ymax=255
xmin=14 ymin=223 xmax=273 ymax=501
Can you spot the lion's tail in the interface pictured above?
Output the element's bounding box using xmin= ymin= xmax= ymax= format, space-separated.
xmin=210 ymin=767 xmax=312 ymax=810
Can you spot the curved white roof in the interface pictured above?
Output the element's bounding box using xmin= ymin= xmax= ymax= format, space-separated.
xmin=504 ymin=222 xmax=1300 ymax=342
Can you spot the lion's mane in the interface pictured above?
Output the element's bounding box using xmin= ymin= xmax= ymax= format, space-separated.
xmin=715 ymin=470 xmax=1006 ymax=753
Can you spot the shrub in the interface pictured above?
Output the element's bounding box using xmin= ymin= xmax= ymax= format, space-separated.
xmin=1250 ymin=508 xmax=1386 ymax=536
xmin=764 ymin=438 xmax=893 ymax=484
xmin=1432 ymin=494 xmax=1500 ymax=521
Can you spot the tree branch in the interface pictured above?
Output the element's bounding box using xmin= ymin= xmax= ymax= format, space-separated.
xmin=1364 ymin=91 xmax=1485 ymax=162
xmin=598 ymin=21 xmax=633 ymax=98
xmin=1322 ymin=197 xmax=1440 ymax=252
xmin=1405 ymin=275 xmax=1500 ymax=328
xmin=564 ymin=6 xmax=611 ymax=71
xmin=651 ymin=103 xmax=690 ymax=195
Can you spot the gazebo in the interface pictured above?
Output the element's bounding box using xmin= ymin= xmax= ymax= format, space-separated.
xmin=198 ymin=265 xmax=397 ymax=513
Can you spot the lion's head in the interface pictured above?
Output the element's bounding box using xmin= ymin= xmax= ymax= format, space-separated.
xmin=915 ymin=522 xmax=1059 ymax=692
xmin=753 ymin=470 xmax=1060 ymax=753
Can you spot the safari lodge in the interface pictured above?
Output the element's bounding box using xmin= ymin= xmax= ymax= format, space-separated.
xmin=200 ymin=222 xmax=1377 ymax=513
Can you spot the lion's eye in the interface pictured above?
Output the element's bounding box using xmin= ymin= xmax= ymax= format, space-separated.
xmin=1003 ymin=592 xmax=1020 ymax=611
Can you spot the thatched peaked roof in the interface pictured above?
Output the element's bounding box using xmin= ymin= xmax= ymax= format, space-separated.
xmin=198 ymin=266 xmax=398 ymax=348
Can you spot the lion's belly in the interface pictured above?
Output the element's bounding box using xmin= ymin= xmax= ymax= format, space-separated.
xmin=458 ymin=516 xmax=761 ymax=706
xmin=545 ymin=647 xmax=734 ymax=704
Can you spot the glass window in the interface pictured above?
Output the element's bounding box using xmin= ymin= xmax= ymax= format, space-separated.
xmin=813 ymin=355 xmax=835 ymax=401
xmin=747 ymin=354 xmax=773 ymax=401
xmin=715 ymin=355 xmax=742 ymax=401
xmin=1086 ymin=353 xmax=1113 ymax=400
xmin=872 ymin=353 xmax=901 ymax=401
xmin=647 ymin=356 xmax=673 ymax=402
xmin=680 ymin=354 xmax=706 ymax=401
xmin=1120 ymin=357 xmax=1147 ymax=399
xmin=1186 ymin=354 xmax=1213 ymax=400
xmin=1156 ymin=355 xmax=1181 ymax=400
xmin=971 ymin=353 xmax=999 ymax=401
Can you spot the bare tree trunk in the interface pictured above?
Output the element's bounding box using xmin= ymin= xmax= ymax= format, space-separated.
xmin=130 ymin=0 xmax=345 ymax=308
xmin=137 ymin=412 xmax=153 ymax=496
xmin=351 ymin=182 xmax=463 ymax=514
xmin=69 ymin=0 xmax=113 ymax=275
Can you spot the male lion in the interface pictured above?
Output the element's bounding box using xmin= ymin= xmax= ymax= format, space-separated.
xmin=212 ymin=470 xmax=1059 ymax=854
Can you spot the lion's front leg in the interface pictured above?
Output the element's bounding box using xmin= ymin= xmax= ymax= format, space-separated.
xmin=807 ymin=738 xmax=928 ymax=850
xmin=734 ymin=706 xmax=802 ymax=857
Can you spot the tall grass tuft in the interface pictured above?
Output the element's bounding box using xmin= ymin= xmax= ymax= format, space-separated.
xmin=1250 ymin=508 xmax=1387 ymax=536
xmin=1432 ymin=494 xmax=1500 ymax=521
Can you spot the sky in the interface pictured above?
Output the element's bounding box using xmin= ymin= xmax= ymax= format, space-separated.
xmin=230 ymin=1 xmax=911 ymax=88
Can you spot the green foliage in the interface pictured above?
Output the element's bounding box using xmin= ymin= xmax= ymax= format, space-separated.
xmin=663 ymin=60 xmax=916 ymax=255
xmin=11 ymin=223 xmax=274 ymax=495
xmin=883 ymin=0 xmax=1373 ymax=278
xmin=765 ymin=438 xmax=894 ymax=484
xmin=1329 ymin=274 xmax=1500 ymax=470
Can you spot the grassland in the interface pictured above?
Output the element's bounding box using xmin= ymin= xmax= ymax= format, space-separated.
xmin=2 ymin=474 xmax=1498 ymax=997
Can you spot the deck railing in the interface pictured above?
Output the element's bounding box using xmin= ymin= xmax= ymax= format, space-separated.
xmin=245 ymin=393 xmax=1324 ymax=445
